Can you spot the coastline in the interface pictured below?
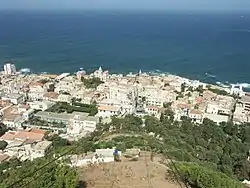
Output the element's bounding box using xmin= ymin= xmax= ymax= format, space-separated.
xmin=14 ymin=67 xmax=250 ymax=93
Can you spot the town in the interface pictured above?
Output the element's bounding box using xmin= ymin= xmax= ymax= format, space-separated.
xmin=0 ymin=62 xmax=249 ymax=163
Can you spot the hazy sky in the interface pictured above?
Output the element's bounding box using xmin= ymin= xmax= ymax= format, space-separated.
xmin=0 ymin=0 xmax=249 ymax=11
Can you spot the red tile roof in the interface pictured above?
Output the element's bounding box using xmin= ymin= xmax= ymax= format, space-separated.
xmin=43 ymin=92 xmax=59 ymax=99
xmin=0 ymin=129 xmax=45 ymax=142
xmin=190 ymin=109 xmax=202 ymax=115
xmin=30 ymin=129 xmax=47 ymax=135
xmin=98 ymin=105 xmax=120 ymax=112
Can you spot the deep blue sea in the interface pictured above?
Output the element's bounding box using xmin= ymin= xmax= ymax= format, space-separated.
xmin=0 ymin=11 xmax=250 ymax=87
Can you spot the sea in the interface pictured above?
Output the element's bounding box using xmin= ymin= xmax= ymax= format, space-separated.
xmin=0 ymin=10 xmax=250 ymax=88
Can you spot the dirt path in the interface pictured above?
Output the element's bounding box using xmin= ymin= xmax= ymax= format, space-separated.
xmin=101 ymin=133 xmax=141 ymax=141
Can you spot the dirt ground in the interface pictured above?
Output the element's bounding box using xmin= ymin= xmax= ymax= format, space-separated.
xmin=78 ymin=152 xmax=182 ymax=188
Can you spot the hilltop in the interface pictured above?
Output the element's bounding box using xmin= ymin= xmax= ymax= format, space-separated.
xmin=78 ymin=152 xmax=182 ymax=188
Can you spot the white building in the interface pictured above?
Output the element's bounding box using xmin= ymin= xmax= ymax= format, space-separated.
xmin=0 ymin=129 xmax=51 ymax=161
xmin=188 ymin=109 xmax=203 ymax=124
xmin=233 ymin=103 xmax=246 ymax=124
xmin=139 ymin=86 xmax=175 ymax=107
xmin=22 ymin=108 xmax=35 ymax=121
xmin=239 ymin=95 xmax=250 ymax=113
xmin=203 ymin=113 xmax=229 ymax=124
xmin=67 ymin=112 xmax=99 ymax=136
xmin=1 ymin=93 xmax=24 ymax=105
xmin=27 ymin=101 xmax=55 ymax=111
xmin=206 ymin=95 xmax=235 ymax=116
xmin=233 ymin=96 xmax=250 ymax=124
xmin=230 ymin=84 xmax=244 ymax=97
xmin=57 ymin=94 xmax=72 ymax=103
xmin=145 ymin=106 xmax=159 ymax=116
xmin=34 ymin=111 xmax=99 ymax=136
xmin=4 ymin=63 xmax=16 ymax=75
xmin=98 ymin=105 xmax=121 ymax=118
xmin=109 ymin=84 xmax=136 ymax=114
xmin=69 ymin=148 xmax=121 ymax=167
xmin=55 ymin=80 xmax=75 ymax=94
xmin=28 ymin=82 xmax=47 ymax=101
xmin=2 ymin=114 xmax=23 ymax=128
xmin=93 ymin=67 xmax=109 ymax=82
xmin=21 ymin=141 xmax=52 ymax=161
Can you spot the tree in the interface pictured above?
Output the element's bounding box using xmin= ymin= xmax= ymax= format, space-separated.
xmin=196 ymin=85 xmax=204 ymax=93
xmin=142 ymin=96 xmax=146 ymax=102
xmin=145 ymin=116 xmax=161 ymax=134
xmin=47 ymin=83 xmax=55 ymax=92
xmin=187 ymin=92 xmax=192 ymax=98
xmin=0 ymin=141 xmax=7 ymax=150
xmin=221 ymin=121 xmax=234 ymax=136
xmin=81 ymin=77 xmax=103 ymax=89
xmin=187 ymin=86 xmax=194 ymax=92
xmin=170 ymin=162 xmax=245 ymax=188
xmin=0 ymin=158 xmax=78 ymax=188
xmin=160 ymin=113 xmax=165 ymax=122
xmin=39 ymin=79 xmax=50 ymax=84
xmin=194 ymin=104 xmax=199 ymax=109
xmin=181 ymin=83 xmax=186 ymax=93
xmin=163 ymin=102 xmax=172 ymax=108
xmin=0 ymin=123 xmax=7 ymax=136
xmin=241 ymin=126 xmax=250 ymax=143
xmin=46 ymin=134 xmax=69 ymax=151
xmin=208 ymin=87 xmax=228 ymax=96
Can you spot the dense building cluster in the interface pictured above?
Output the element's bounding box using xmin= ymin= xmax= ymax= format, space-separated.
xmin=0 ymin=63 xmax=249 ymax=164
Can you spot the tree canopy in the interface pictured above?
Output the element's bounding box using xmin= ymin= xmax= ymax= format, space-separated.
xmin=169 ymin=162 xmax=246 ymax=188
xmin=0 ymin=157 xmax=78 ymax=188
xmin=47 ymin=102 xmax=98 ymax=116
xmin=81 ymin=77 xmax=103 ymax=89
xmin=0 ymin=141 xmax=7 ymax=150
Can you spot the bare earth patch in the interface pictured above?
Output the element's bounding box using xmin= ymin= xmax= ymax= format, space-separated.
xmin=78 ymin=152 xmax=182 ymax=188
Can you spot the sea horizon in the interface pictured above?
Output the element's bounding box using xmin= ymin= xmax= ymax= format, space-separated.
xmin=0 ymin=10 xmax=250 ymax=88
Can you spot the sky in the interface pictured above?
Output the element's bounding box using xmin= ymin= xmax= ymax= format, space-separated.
xmin=0 ymin=0 xmax=249 ymax=12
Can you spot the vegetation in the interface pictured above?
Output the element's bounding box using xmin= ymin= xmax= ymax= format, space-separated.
xmin=187 ymin=86 xmax=194 ymax=92
xmin=208 ymin=87 xmax=228 ymax=96
xmin=47 ymin=102 xmax=98 ymax=116
xmin=2 ymin=111 xmax=250 ymax=187
xmin=181 ymin=83 xmax=186 ymax=93
xmin=0 ymin=123 xmax=8 ymax=136
xmin=0 ymin=157 xmax=78 ymax=188
xmin=169 ymin=162 xmax=245 ymax=188
xmin=47 ymin=83 xmax=55 ymax=92
xmin=46 ymin=134 xmax=69 ymax=151
xmin=27 ymin=117 xmax=66 ymax=128
xmin=81 ymin=77 xmax=103 ymax=89
xmin=163 ymin=102 xmax=172 ymax=108
xmin=195 ymin=85 xmax=204 ymax=93
xmin=0 ymin=141 xmax=7 ymax=150
xmin=38 ymin=79 xmax=50 ymax=84
xmin=176 ymin=93 xmax=184 ymax=100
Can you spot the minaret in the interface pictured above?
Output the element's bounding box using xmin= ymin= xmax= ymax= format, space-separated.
xmin=139 ymin=69 xmax=142 ymax=76
xmin=98 ymin=66 xmax=103 ymax=73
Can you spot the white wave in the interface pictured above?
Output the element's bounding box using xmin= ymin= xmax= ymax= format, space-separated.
xmin=205 ymin=73 xmax=216 ymax=78
xmin=19 ymin=68 xmax=31 ymax=73
xmin=216 ymin=81 xmax=230 ymax=88
xmin=238 ymin=83 xmax=250 ymax=88
xmin=216 ymin=81 xmax=222 ymax=85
